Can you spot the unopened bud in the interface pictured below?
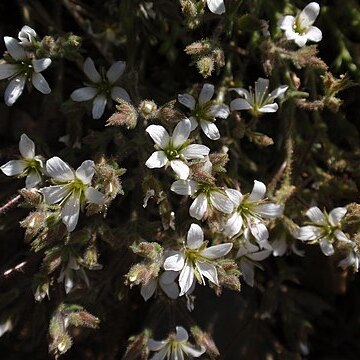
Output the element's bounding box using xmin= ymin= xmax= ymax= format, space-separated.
xmin=213 ymin=48 xmax=225 ymax=68
xmin=185 ymin=40 xmax=211 ymax=55
xmin=107 ymin=99 xmax=138 ymax=129
xmin=138 ymin=99 xmax=158 ymax=120
xmin=180 ymin=0 xmax=197 ymax=17
xmin=197 ymin=56 xmax=214 ymax=78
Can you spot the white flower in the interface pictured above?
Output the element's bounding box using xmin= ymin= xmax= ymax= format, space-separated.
xmin=294 ymin=206 xmax=352 ymax=256
xmin=224 ymin=180 xmax=284 ymax=249
xmin=236 ymin=240 xmax=271 ymax=287
xmin=140 ymin=271 xmax=180 ymax=301
xmin=171 ymin=179 xmax=234 ymax=220
xmin=1 ymin=134 xmax=43 ymax=188
xmin=70 ymin=57 xmax=130 ymax=119
xmin=145 ymin=118 xmax=210 ymax=180
xmin=148 ymin=326 xmax=205 ymax=360
xmin=230 ymin=78 xmax=288 ymax=116
xmin=163 ymin=223 xmax=233 ymax=295
xmin=338 ymin=245 xmax=360 ymax=272
xmin=178 ymin=83 xmax=230 ymax=140
xmin=40 ymin=157 xmax=105 ymax=232
xmin=278 ymin=2 xmax=322 ymax=47
xmin=18 ymin=25 xmax=37 ymax=45
xmin=206 ymin=0 xmax=225 ymax=15
xmin=271 ymin=235 xmax=304 ymax=257
xmin=0 ymin=37 xmax=51 ymax=106
xmin=57 ymin=255 xmax=90 ymax=294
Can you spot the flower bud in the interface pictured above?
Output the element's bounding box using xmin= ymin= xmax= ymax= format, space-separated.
xmin=107 ymin=99 xmax=138 ymax=129
xmin=138 ymin=99 xmax=158 ymax=120
xmin=196 ymin=56 xmax=214 ymax=78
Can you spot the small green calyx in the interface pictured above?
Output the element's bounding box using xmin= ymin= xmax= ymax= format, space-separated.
xmin=165 ymin=148 xmax=180 ymax=160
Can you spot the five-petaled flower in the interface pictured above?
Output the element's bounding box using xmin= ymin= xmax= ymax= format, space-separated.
xmin=145 ymin=118 xmax=210 ymax=180
xmin=230 ymin=78 xmax=288 ymax=116
xmin=1 ymin=134 xmax=44 ymax=188
xmin=178 ymin=83 xmax=230 ymax=140
xmin=163 ymin=223 xmax=233 ymax=295
xmin=70 ymin=57 xmax=130 ymax=119
xmin=171 ymin=179 xmax=234 ymax=220
xmin=294 ymin=206 xmax=352 ymax=256
xmin=148 ymin=326 xmax=205 ymax=360
xmin=278 ymin=2 xmax=322 ymax=47
xmin=0 ymin=36 xmax=51 ymax=106
xmin=224 ymin=180 xmax=284 ymax=249
xmin=40 ymin=157 xmax=105 ymax=232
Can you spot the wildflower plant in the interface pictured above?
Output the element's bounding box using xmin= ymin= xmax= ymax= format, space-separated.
xmin=0 ymin=1 xmax=359 ymax=359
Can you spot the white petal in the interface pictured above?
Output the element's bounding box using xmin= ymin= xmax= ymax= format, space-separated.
xmin=31 ymin=72 xmax=51 ymax=94
xmin=247 ymin=249 xmax=272 ymax=261
xmin=25 ymin=171 xmax=41 ymax=188
xmin=278 ymin=15 xmax=295 ymax=30
xmin=208 ymin=104 xmax=230 ymax=119
xmin=187 ymin=223 xmax=204 ymax=249
xmin=189 ymin=193 xmax=208 ymax=220
xmin=201 ymin=243 xmax=233 ymax=259
xmin=306 ymin=26 xmax=322 ymax=43
xmin=250 ymin=223 xmax=269 ymax=243
xmin=32 ymin=58 xmax=51 ymax=73
xmin=271 ymin=238 xmax=287 ymax=257
xmin=71 ymin=87 xmax=97 ymax=101
xmin=229 ymin=87 xmax=250 ymax=100
xmin=207 ymin=0 xmax=225 ymax=14
xmin=189 ymin=116 xmax=198 ymax=130
xmin=171 ymin=179 xmax=198 ymax=196
xmin=140 ymin=278 xmax=157 ymax=301
xmin=61 ymin=194 xmax=80 ymax=232
xmin=19 ymin=134 xmax=35 ymax=159
xmin=248 ymin=180 xmax=266 ymax=202
xmin=269 ymin=86 xmax=288 ymax=101
xmin=46 ymin=157 xmax=74 ymax=182
xmin=197 ymin=261 xmax=218 ymax=285
xmin=149 ymin=346 xmax=168 ymax=360
xmin=41 ymin=185 xmax=71 ymax=204
xmin=0 ymin=63 xmax=18 ymax=80
xmin=1 ymin=159 xmax=27 ymax=176
xmin=170 ymin=160 xmax=189 ymax=180
xmin=83 ymin=57 xmax=101 ymax=83
xmin=85 ymin=187 xmax=105 ymax=204
xmin=92 ymin=94 xmax=107 ymax=119
xmin=255 ymin=203 xmax=284 ymax=218
xmin=230 ymin=98 xmax=252 ymax=111
xmin=178 ymin=93 xmax=195 ymax=110
xmin=172 ymin=119 xmax=191 ymax=148
xmin=305 ymin=207 xmax=326 ymax=224
xmin=294 ymin=225 xmax=321 ymax=241
xmin=298 ymin=2 xmax=320 ymax=28
xmin=182 ymin=344 xmax=205 ymax=357
xmin=181 ymin=144 xmax=209 ymax=159
xmin=328 ymin=207 xmax=347 ymax=226
xmin=225 ymin=189 xmax=243 ymax=206
xmin=75 ymin=160 xmax=95 ymax=184
xmin=199 ymin=83 xmax=214 ymax=105
xmin=179 ymin=260 xmax=195 ymax=296
xmin=4 ymin=37 xmax=26 ymax=60
xmin=255 ymin=78 xmax=269 ymax=102
xmin=146 ymin=151 xmax=168 ymax=168
xmin=224 ymin=212 xmax=243 ymax=238
xmin=334 ymin=230 xmax=352 ymax=243
xmin=239 ymin=259 xmax=255 ymax=287
xmin=4 ymin=76 xmax=26 ymax=106
xmin=110 ymin=86 xmax=131 ymax=102
xmin=163 ymin=252 xmax=185 ymax=272
xmin=175 ymin=326 xmax=189 ymax=342
xmin=319 ymin=238 xmax=334 ymax=256
xmin=294 ymin=34 xmax=308 ymax=47
xmin=18 ymin=25 xmax=37 ymax=43
xmin=159 ymin=271 xmax=179 ymax=299
xmin=258 ymin=103 xmax=278 ymax=113
xmin=148 ymin=339 xmax=167 ymax=351
xmin=146 ymin=125 xmax=170 ymax=149
xmin=200 ymin=120 xmax=220 ymax=140
xmin=106 ymin=61 xmax=126 ymax=83
xmin=210 ymin=191 xmax=233 ymax=214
